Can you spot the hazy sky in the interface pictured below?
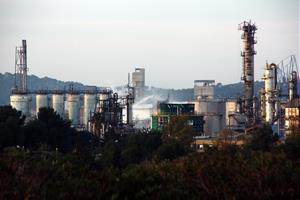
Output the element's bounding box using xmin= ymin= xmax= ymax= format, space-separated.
xmin=0 ymin=0 xmax=299 ymax=88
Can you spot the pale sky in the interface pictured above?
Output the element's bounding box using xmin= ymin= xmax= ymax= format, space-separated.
xmin=0 ymin=0 xmax=299 ymax=88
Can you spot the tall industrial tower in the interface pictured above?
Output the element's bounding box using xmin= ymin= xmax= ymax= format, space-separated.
xmin=10 ymin=40 xmax=30 ymax=117
xmin=239 ymin=21 xmax=257 ymax=120
xmin=132 ymin=68 xmax=145 ymax=101
xmin=14 ymin=40 xmax=28 ymax=93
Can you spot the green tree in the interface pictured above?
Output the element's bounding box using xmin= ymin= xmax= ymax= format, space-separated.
xmin=284 ymin=128 xmax=300 ymax=160
xmin=245 ymin=124 xmax=277 ymax=151
xmin=162 ymin=116 xmax=194 ymax=148
xmin=24 ymin=107 xmax=75 ymax=152
xmin=0 ymin=106 xmax=25 ymax=148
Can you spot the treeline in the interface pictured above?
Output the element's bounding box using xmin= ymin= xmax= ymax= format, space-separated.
xmin=0 ymin=106 xmax=300 ymax=199
xmin=0 ymin=106 xmax=99 ymax=153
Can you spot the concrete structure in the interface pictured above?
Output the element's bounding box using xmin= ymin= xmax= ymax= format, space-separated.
xmin=67 ymin=93 xmax=80 ymax=126
xmin=83 ymin=93 xmax=96 ymax=128
xmin=194 ymin=80 xmax=215 ymax=100
xmin=10 ymin=94 xmax=30 ymax=116
xmin=36 ymin=93 xmax=48 ymax=114
xmin=132 ymin=68 xmax=145 ymax=101
xmin=194 ymin=100 xmax=226 ymax=137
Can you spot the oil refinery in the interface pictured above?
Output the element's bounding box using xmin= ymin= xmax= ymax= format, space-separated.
xmin=9 ymin=20 xmax=299 ymax=141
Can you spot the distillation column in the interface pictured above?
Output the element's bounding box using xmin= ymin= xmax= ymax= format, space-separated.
xmin=289 ymin=71 xmax=298 ymax=102
xmin=239 ymin=21 xmax=257 ymax=121
xmin=262 ymin=63 xmax=277 ymax=123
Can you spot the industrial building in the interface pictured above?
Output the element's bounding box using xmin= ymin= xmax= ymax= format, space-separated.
xmin=226 ymin=21 xmax=300 ymax=135
xmin=9 ymin=41 xmax=135 ymax=136
xmin=192 ymin=80 xmax=226 ymax=137
xmin=151 ymin=102 xmax=205 ymax=135
xmin=9 ymin=19 xmax=300 ymax=140
xmin=194 ymin=80 xmax=215 ymax=100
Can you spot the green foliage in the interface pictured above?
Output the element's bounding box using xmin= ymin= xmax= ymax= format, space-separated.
xmin=1 ymin=144 xmax=299 ymax=199
xmin=155 ymin=139 xmax=186 ymax=160
xmin=96 ymin=131 xmax=162 ymax=169
xmin=1 ymin=106 xmax=300 ymax=199
xmin=245 ymin=124 xmax=278 ymax=151
xmin=162 ymin=116 xmax=194 ymax=148
xmin=284 ymin=133 xmax=300 ymax=161
xmin=0 ymin=106 xmax=99 ymax=153
xmin=0 ymin=106 xmax=25 ymax=148
xmin=23 ymin=107 xmax=76 ymax=152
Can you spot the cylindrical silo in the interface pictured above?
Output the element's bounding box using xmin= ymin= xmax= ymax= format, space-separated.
xmin=67 ymin=94 xmax=80 ymax=126
xmin=83 ymin=93 xmax=96 ymax=128
xmin=36 ymin=94 xmax=48 ymax=114
xmin=10 ymin=94 xmax=30 ymax=116
xmin=52 ymin=94 xmax=65 ymax=117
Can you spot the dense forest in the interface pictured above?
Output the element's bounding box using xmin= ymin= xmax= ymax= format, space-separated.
xmin=0 ymin=105 xmax=300 ymax=199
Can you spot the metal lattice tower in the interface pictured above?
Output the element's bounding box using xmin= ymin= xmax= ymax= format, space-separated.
xmin=239 ymin=21 xmax=257 ymax=120
xmin=14 ymin=40 xmax=28 ymax=93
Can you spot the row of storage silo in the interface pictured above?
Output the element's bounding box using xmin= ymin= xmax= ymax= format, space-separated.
xmin=10 ymin=92 xmax=110 ymax=128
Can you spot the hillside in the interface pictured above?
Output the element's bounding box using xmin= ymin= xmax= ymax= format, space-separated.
xmin=1 ymin=72 xmax=298 ymax=105
xmin=0 ymin=73 xmax=96 ymax=105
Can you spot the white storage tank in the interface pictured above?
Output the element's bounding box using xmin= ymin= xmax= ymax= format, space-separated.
xmin=52 ymin=94 xmax=65 ymax=117
xmin=36 ymin=94 xmax=48 ymax=114
xmin=10 ymin=94 xmax=30 ymax=116
xmin=83 ymin=93 xmax=96 ymax=128
xmin=67 ymin=94 xmax=80 ymax=126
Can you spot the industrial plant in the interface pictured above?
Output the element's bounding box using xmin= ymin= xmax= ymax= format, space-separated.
xmin=9 ymin=20 xmax=299 ymax=143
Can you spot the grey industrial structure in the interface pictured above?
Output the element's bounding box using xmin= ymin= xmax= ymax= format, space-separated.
xmin=131 ymin=68 xmax=145 ymax=101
